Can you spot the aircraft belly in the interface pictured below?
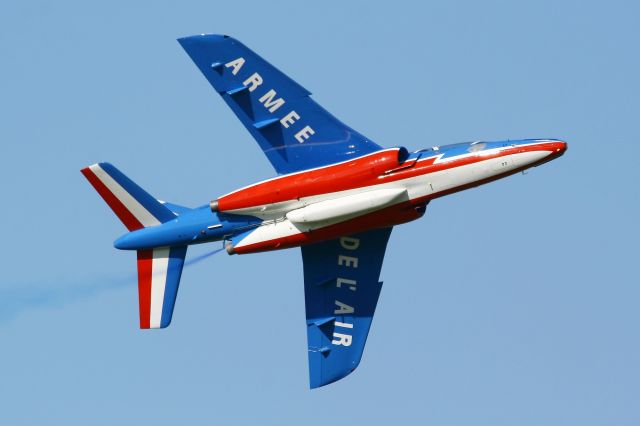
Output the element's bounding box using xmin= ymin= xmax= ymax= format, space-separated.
xmin=514 ymin=150 xmax=549 ymax=166
xmin=224 ymin=181 xmax=416 ymax=220
xmin=230 ymin=186 xmax=419 ymax=253
xmin=286 ymin=188 xmax=408 ymax=224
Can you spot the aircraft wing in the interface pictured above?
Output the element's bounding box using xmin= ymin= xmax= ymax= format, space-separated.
xmin=178 ymin=34 xmax=383 ymax=174
xmin=301 ymin=227 xmax=392 ymax=388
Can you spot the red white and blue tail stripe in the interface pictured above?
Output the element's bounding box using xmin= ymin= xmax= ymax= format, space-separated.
xmin=81 ymin=162 xmax=187 ymax=329
xmin=137 ymin=246 xmax=187 ymax=329
xmin=81 ymin=162 xmax=175 ymax=231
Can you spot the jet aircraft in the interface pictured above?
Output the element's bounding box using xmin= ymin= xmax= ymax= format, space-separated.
xmin=82 ymin=34 xmax=567 ymax=388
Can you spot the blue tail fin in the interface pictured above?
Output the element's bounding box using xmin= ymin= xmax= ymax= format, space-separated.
xmin=137 ymin=246 xmax=187 ymax=329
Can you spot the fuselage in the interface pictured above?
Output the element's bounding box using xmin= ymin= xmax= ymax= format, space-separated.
xmin=114 ymin=138 xmax=567 ymax=253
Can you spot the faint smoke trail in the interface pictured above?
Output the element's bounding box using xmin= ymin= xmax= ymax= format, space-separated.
xmin=185 ymin=248 xmax=224 ymax=266
xmin=0 ymin=247 xmax=223 ymax=323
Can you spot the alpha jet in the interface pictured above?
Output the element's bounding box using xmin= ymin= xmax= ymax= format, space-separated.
xmin=82 ymin=34 xmax=567 ymax=388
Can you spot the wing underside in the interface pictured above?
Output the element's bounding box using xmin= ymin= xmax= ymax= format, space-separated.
xmin=301 ymin=227 xmax=393 ymax=388
xmin=178 ymin=34 xmax=382 ymax=174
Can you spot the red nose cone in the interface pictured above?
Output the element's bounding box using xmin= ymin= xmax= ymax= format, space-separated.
xmin=548 ymin=140 xmax=568 ymax=158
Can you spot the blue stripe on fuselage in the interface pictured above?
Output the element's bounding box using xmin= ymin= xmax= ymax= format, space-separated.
xmin=408 ymin=138 xmax=561 ymax=161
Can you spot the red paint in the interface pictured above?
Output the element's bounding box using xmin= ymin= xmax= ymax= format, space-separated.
xmin=137 ymin=250 xmax=153 ymax=329
xmin=233 ymin=201 xmax=424 ymax=254
xmin=219 ymin=142 xmax=565 ymax=213
xmin=218 ymin=149 xmax=403 ymax=212
xmin=81 ymin=167 xmax=144 ymax=231
xmin=231 ymin=140 xmax=567 ymax=255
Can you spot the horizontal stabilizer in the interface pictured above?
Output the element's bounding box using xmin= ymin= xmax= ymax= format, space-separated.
xmin=81 ymin=163 xmax=175 ymax=231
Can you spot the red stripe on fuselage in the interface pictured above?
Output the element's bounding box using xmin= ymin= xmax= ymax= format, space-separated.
xmin=218 ymin=149 xmax=402 ymax=212
xmin=137 ymin=250 xmax=153 ymax=329
xmin=81 ymin=167 xmax=144 ymax=231
xmin=231 ymin=143 xmax=565 ymax=255
xmin=233 ymin=200 xmax=423 ymax=254
xmin=219 ymin=142 xmax=563 ymax=213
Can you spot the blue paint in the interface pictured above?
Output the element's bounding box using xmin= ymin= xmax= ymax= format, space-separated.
xmin=301 ymin=227 xmax=392 ymax=388
xmin=160 ymin=245 xmax=188 ymax=328
xmin=100 ymin=163 xmax=176 ymax=223
xmin=178 ymin=34 xmax=383 ymax=175
xmin=408 ymin=138 xmax=565 ymax=161
xmin=113 ymin=206 xmax=261 ymax=250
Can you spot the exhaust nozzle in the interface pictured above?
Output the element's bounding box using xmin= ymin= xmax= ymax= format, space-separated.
xmin=225 ymin=241 xmax=235 ymax=255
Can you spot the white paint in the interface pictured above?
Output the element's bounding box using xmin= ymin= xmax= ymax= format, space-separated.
xmin=224 ymin=57 xmax=245 ymax=75
xmin=89 ymin=164 xmax=161 ymax=228
xmin=222 ymin=58 xmax=316 ymax=142
xmin=233 ymin=218 xmax=301 ymax=248
xmin=231 ymin=144 xmax=555 ymax=250
xmin=242 ymin=72 xmax=263 ymax=92
xmin=336 ymin=278 xmax=357 ymax=291
xmin=280 ymin=110 xmax=300 ymax=128
xmin=286 ymin=188 xmax=407 ymax=224
xmin=294 ymin=125 xmax=315 ymax=143
xmin=340 ymin=237 xmax=360 ymax=250
xmin=149 ymin=247 xmax=170 ymax=329
xmin=258 ymin=89 xmax=285 ymax=112
xmin=332 ymin=333 xmax=352 ymax=346
xmin=334 ymin=301 xmax=354 ymax=315
xmin=338 ymin=255 xmax=358 ymax=268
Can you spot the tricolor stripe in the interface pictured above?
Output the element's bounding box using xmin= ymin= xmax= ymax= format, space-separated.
xmin=217 ymin=140 xmax=566 ymax=214
xmin=137 ymin=246 xmax=187 ymax=329
xmin=81 ymin=163 xmax=174 ymax=231
xmin=150 ymin=248 xmax=170 ymax=328
xmin=137 ymin=250 xmax=153 ymax=328
xmin=229 ymin=144 xmax=564 ymax=254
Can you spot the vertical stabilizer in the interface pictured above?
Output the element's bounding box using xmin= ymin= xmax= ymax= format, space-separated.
xmin=136 ymin=246 xmax=187 ymax=329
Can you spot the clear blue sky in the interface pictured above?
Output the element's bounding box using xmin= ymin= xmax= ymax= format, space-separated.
xmin=1 ymin=1 xmax=638 ymax=424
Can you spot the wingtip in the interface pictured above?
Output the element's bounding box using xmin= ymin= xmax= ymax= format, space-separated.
xmin=308 ymin=357 xmax=361 ymax=389
xmin=80 ymin=164 xmax=101 ymax=180
xmin=309 ymin=366 xmax=358 ymax=389
xmin=139 ymin=322 xmax=171 ymax=330
xmin=177 ymin=33 xmax=231 ymax=45
xmin=81 ymin=163 xmax=109 ymax=175
xmin=138 ymin=311 xmax=174 ymax=330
